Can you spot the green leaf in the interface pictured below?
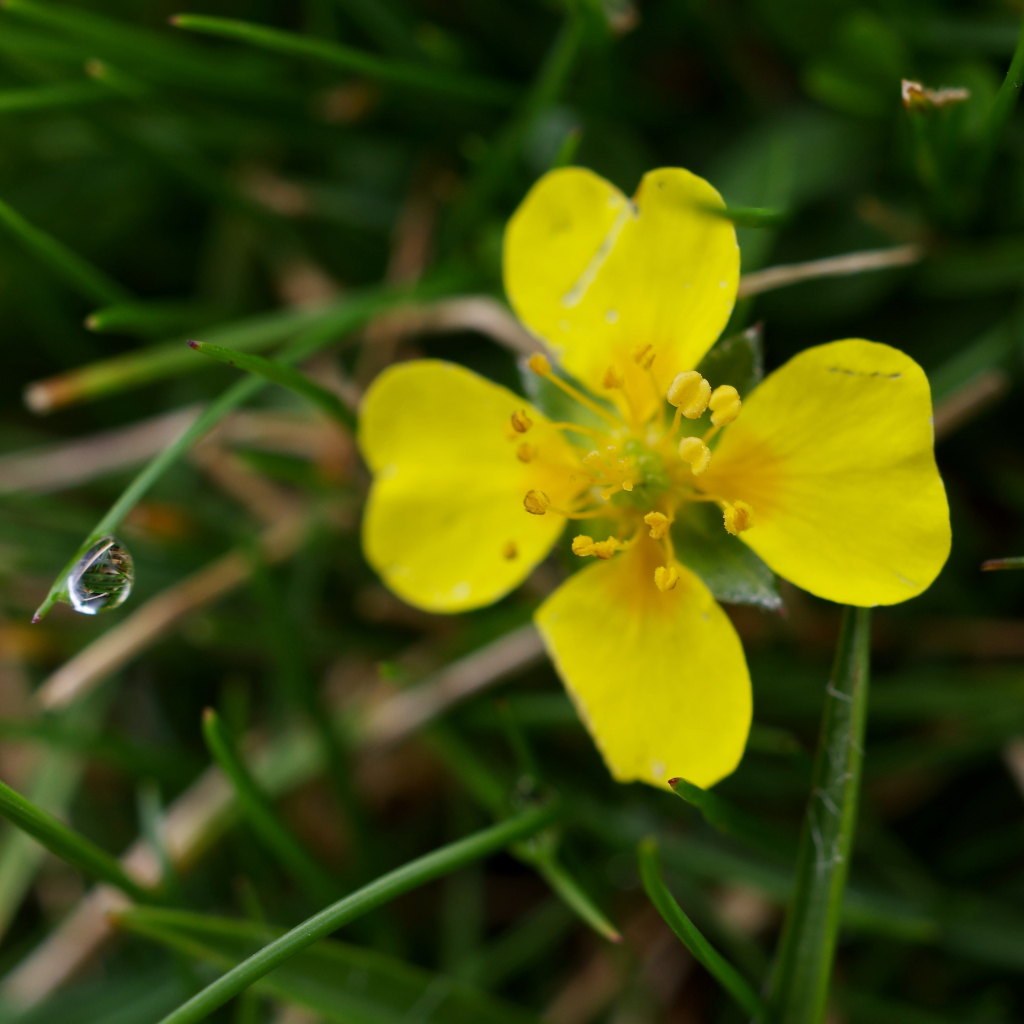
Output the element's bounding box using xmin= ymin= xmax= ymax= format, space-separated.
xmin=696 ymin=323 xmax=764 ymax=398
xmin=116 ymin=907 xmax=542 ymax=1024
xmin=673 ymin=501 xmax=782 ymax=611
xmin=769 ymin=607 xmax=872 ymax=1024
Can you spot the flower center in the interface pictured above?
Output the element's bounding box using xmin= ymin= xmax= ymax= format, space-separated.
xmin=515 ymin=352 xmax=753 ymax=591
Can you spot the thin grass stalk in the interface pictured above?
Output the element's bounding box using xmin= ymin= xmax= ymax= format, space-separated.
xmin=768 ymin=607 xmax=872 ymax=1024
xmin=152 ymin=803 xmax=559 ymax=1024
xmin=976 ymin=12 xmax=1024 ymax=180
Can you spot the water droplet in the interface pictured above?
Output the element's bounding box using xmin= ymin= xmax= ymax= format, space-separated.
xmin=67 ymin=536 xmax=134 ymax=615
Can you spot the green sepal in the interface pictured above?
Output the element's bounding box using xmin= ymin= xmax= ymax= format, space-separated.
xmin=673 ymin=501 xmax=782 ymax=611
xmin=696 ymin=322 xmax=764 ymax=397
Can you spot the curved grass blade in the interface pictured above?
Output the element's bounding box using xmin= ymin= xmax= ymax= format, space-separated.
xmin=151 ymin=803 xmax=559 ymax=1024
xmin=0 ymin=776 xmax=155 ymax=903
xmin=188 ymin=340 xmax=355 ymax=431
xmin=0 ymin=193 xmax=130 ymax=306
xmin=31 ymin=286 xmax=426 ymax=622
xmin=170 ymin=14 xmax=516 ymax=106
xmin=977 ymin=12 xmax=1024 ymax=179
xmin=637 ymin=837 xmax=769 ymax=1022
xmin=708 ymin=205 xmax=789 ymax=228
xmin=768 ymin=607 xmax=872 ymax=1024
xmin=202 ymin=709 xmax=342 ymax=904
xmin=0 ymin=80 xmax=110 ymax=113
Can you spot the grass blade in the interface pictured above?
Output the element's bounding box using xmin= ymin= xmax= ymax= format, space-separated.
xmin=170 ymin=14 xmax=516 ymax=106
xmin=202 ymin=708 xmax=342 ymax=904
xmin=0 ymin=80 xmax=110 ymax=113
xmin=768 ymin=607 xmax=872 ymax=1024
xmin=638 ymin=837 xmax=769 ymax=1022
xmin=0 ymin=776 xmax=154 ymax=903
xmin=188 ymin=340 xmax=356 ymax=431
xmin=86 ymin=300 xmax=220 ymax=337
xmin=152 ymin=802 xmax=559 ymax=1024
xmin=709 ymin=205 xmax=789 ymax=228
xmin=0 ymin=193 xmax=130 ymax=306
xmin=977 ymin=12 xmax=1024 ymax=178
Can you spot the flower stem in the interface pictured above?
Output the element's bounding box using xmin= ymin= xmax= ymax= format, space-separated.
xmin=768 ymin=606 xmax=872 ymax=1024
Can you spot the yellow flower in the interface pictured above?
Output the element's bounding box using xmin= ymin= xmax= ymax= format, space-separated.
xmin=359 ymin=166 xmax=951 ymax=791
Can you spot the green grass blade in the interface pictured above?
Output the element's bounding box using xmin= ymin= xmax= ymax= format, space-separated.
xmin=977 ymin=12 xmax=1024 ymax=178
xmin=638 ymin=837 xmax=769 ymax=1022
xmin=31 ymin=287 xmax=415 ymax=622
xmin=151 ymin=803 xmax=559 ymax=1024
xmin=981 ymin=556 xmax=1024 ymax=570
xmin=170 ymin=14 xmax=516 ymax=106
xmin=0 ymin=80 xmax=110 ymax=113
xmin=188 ymin=340 xmax=356 ymax=431
xmin=529 ymin=851 xmax=621 ymax=943
xmin=709 ymin=205 xmax=789 ymax=228
xmin=0 ymin=193 xmax=130 ymax=306
xmin=768 ymin=607 xmax=872 ymax=1024
xmin=202 ymin=709 xmax=342 ymax=904
xmin=0 ymin=776 xmax=154 ymax=903
xmin=86 ymin=300 xmax=220 ymax=337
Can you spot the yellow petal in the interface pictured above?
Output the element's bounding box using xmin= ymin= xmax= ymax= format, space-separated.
xmin=360 ymin=360 xmax=582 ymax=613
xmin=702 ymin=339 xmax=951 ymax=606
xmin=535 ymin=537 xmax=751 ymax=789
xmin=504 ymin=167 xmax=739 ymax=420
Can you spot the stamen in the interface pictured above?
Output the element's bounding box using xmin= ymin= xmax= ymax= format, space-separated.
xmin=511 ymin=409 xmax=533 ymax=433
xmin=644 ymin=512 xmax=671 ymax=539
xmin=633 ymin=344 xmax=655 ymax=370
xmin=527 ymin=354 xmax=620 ymax=427
xmin=523 ymin=490 xmax=550 ymax=515
xmin=654 ymin=565 xmax=679 ymax=592
xmin=572 ymin=535 xmax=621 ymax=559
xmin=667 ymin=371 xmax=711 ymax=420
xmin=709 ymin=385 xmax=741 ymax=426
xmin=603 ymin=366 xmax=624 ymax=389
xmin=678 ymin=435 xmax=711 ymax=475
xmin=516 ymin=443 xmax=537 ymax=463
xmin=503 ymin=541 xmax=518 ymax=560
xmin=723 ymin=500 xmax=754 ymax=535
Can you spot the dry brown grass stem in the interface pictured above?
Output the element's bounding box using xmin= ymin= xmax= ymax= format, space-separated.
xmin=736 ymin=244 xmax=923 ymax=299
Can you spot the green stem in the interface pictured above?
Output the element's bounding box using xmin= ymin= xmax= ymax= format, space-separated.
xmin=638 ymin=837 xmax=768 ymax=1022
xmin=202 ymin=709 xmax=342 ymax=905
xmin=768 ymin=606 xmax=872 ymax=1024
xmin=0 ymin=777 xmax=155 ymax=903
xmin=188 ymin=341 xmax=356 ymax=431
xmin=153 ymin=803 xmax=559 ymax=1024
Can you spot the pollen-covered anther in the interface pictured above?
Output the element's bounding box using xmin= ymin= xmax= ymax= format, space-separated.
xmin=644 ymin=511 xmax=671 ymax=539
xmin=510 ymin=409 xmax=533 ymax=433
xmin=603 ymin=366 xmax=624 ymax=389
xmin=633 ymin=344 xmax=655 ymax=370
xmin=666 ymin=371 xmax=711 ymax=419
xmin=654 ymin=566 xmax=679 ymax=592
xmin=571 ymin=535 xmax=595 ymax=556
xmin=527 ymin=354 xmax=551 ymax=376
xmin=709 ymin=385 xmax=741 ymax=426
xmin=678 ymin=435 xmax=711 ymax=475
xmin=516 ymin=443 xmax=537 ymax=463
xmin=723 ymin=500 xmax=754 ymax=535
xmin=523 ymin=490 xmax=550 ymax=515
xmin=573 ymin=535 xmax=621 ymax=559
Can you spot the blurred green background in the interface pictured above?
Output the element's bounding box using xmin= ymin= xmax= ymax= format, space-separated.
xmin=1 ymin=0 xmax=1024 ymax=1022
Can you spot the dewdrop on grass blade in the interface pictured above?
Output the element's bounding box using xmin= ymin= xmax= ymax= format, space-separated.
xmin=66 ymin=536 xmax=134 ymax=615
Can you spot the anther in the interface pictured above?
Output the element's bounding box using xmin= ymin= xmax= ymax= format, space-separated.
xmin=709 ymin=385 xmax=741 ymax=426
xmin=633 ymin=344 xmax=655 ymax=369
xmin=527 ymin=354 xmax=551 ymax=375
xmin=511 ymin=409 xmax=533 ymax=433
xmin=723 ymin=500 xmax=754 ymax=535
xmin=644 ymin=512 xmax=671 ymax=539
xmin=603 ymin=366 xmax=624 ymax=389
xmin=572 ymin=535 xmax=595 ymax=556
xmin=591 ymin=539 xmax=621 ymax=559
xmin=667 ymin=371 xmax=711 ymax=419
xmin=503 ymin=541 xmax=518 ymax=560
xmin=654 ymin=566 xmax=679 ymax=592
xmin=678 ymin=435 xmax=711 ymax=475
xmin=524 ymin=490 xmax=550 ymax=515
xmin=572 ymin=535 xmax=621 ymax=559
xmin=516 ymin=443 xmax=537 ymax=463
